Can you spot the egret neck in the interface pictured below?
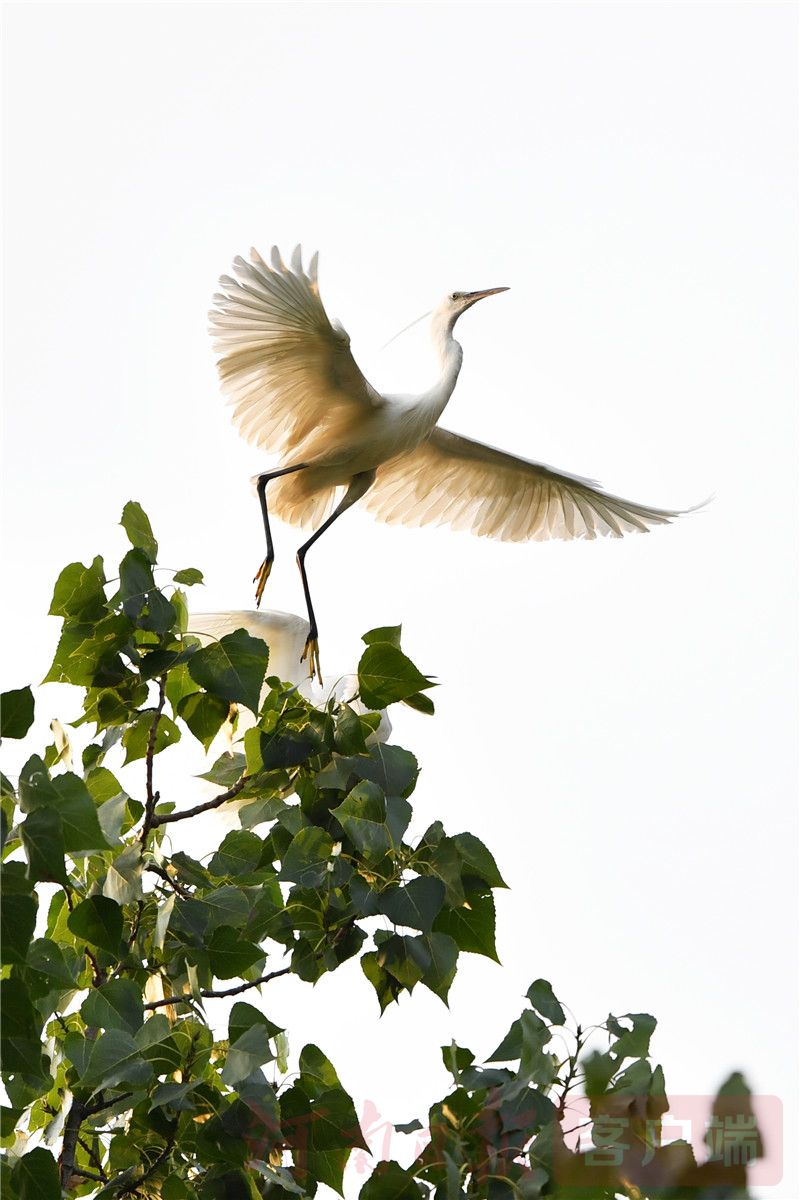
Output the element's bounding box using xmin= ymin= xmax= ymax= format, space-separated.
xmin=420 ymin=307 xmax=464 ymax=426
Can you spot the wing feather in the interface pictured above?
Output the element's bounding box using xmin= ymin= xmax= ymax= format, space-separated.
xmin=363 ymin=427 xmax=688 ymax=543
xmin=209 ymin=245 xmax=382 ymax=461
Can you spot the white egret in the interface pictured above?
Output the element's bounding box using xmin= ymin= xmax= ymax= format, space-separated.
xmin=210 ymin=246 xmax=690 ymax=682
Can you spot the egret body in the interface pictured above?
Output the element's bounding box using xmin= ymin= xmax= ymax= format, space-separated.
xmin=210 ymin=246 xmax=687 ymax=681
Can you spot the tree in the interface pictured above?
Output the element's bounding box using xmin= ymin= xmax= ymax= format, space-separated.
xmin=1 ymin=504 xmax=763 ymax=1199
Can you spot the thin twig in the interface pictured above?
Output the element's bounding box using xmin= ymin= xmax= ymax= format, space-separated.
xmin=85 ymin=1091 xmax=134 ymax=1117
xmin=146 ymin=863 xmax=192 ymax=899
xmin=142 ymin=965 xmax=292 ymax=1009
xmin=139 ymin=678 xmax=167 ymax=845
xmin=557 ymin=1024 xmax=583 ymax=1119
xmin=127 ymin=899 xmax=144 ymax=949
xmin=115 ymin=1135 xmax=176 ymax=1198
xmin=70 ymin=1168 xmax=107 ymax=1184
xmin=77 ymin=1136 xmax=109 ymax=1182
xmin=149 ymin=775 xmax=249 ymax=827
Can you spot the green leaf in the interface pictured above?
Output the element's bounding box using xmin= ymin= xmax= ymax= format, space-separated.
xmin=165 ymin=662 xmax=199 ymax=714
xmin=378 ymin=877 xmax=445 ymax=934
xmin=359 ymin=1160 xmax=424 ymax=1200
xmin=361 ymin=952 xmax=402 ymax=1013
xmin=149 ymin=1080 xmax=198 ymax=1113
xmin=20 ymin=808 xmax=67 ymax=885
xmin=331 ymin=781 xmax=394 ymax=865
xmin=52 ymin=774 xmax=110 ymax=852
xmin=48 ymin=557 xmax=106 ymax=620
xmin=24 ymin=938 xmax=81 ymax=997
xmin=526 ymin=979 xmax=566 ymax=1025
xmin=11 ymin=1148 xmax=60 ymax=1200
xmin=202 ymin=886 xmax=250 ymax=930
xmin=452 ymin=832 xmax=507 ymax=888
xmin=432 ymin=888 xmax=499 ymax=961
xmin=118 ymin=548 xmax=159 ymax=618
xmin=412 ymin=834 xmax=465 ymax=908
xmin=1 ymin=892 xmax=38 ymax=965
xmin=207 ymin=926 xmax=263 ymax=979
xmin=415 ymin=932 xmax=459 ymax=1003
xmin=173 ymin=567 xmax=204 ymax=586
xmin=198 ymin=751 xmax=247 ymax=789
xmin=345 ymin=744 xmax=419 ymax=798
xmin=0 ymin=1106 xmax=20 ymax=1137
xmin=222 ymin=1024 xmax=275 ymax=1086
xmin=81 ymin=980 xmax=144 ymax=1034
xmin=172 ymin=587 xmax=189 ymax=635
xmin=122 ymin=710 xmax=181 ymax=764
xmin=582 ymin=1050 xmax=618 ymax=1098
xmin=357 ymin=643 xmax=434 ymax=710
xmin=136 ymin=1013 xmax=182 ymax=1075
xmin=401 ymin=691 xmax=435 ymax=715
xmin=229 ymin=1001 xmax=283 ymax=1043
xmin=103 ymin=845 xmax=144 ymax=904
xmin=298 ymin=1044 xmax=343 ymax=1098
xmin=1 ymin=687 xmax=34 ymax=739
xmin=120 ymin=500 xmax=158 ymax=561
xmin=0 ymin=978 xmax=47 ymax=1082
xmin=138 ymin=643 xmax=196 ymax=681
xmin=178 ymin=692 xmax=230 ymax=750
xmin=82 ymin=1028 xmax=153 ymax=1092
xmin=43 ymin=613 xmax=130 ymax=687
xmin=87 ymin=769 xmax=134 ymax=843
xmin=208 ymin=831 xmax=265 ymax=877
xmin=488 ymin=1011 xmax=552 ymax=1088
xmin=440 ymin=1042 xmax=475 ymax=1079
xmin=282 ymin=1083 xmax=367 ymax=1194
xmin=260 ymin=727 xmax=320 ymax=770
xmin=280 ymin=826 xmax=335 ymax=889
xmin=376 ymin=934 xmax=427 ymax=991
xmin=153 ymin=892 xmax=175 ymax=952
xmin=85 ymin=766 xmax=125 ymax=807
xmin=67 ymin=895 xmax=124 ymax=954
xmin=362 ymin=625 xmax=402 ymax=648
xmin=188 ymin=628 xmax=269 ymax=714
xmin=606 ymin=1012 xmax=657 ymax=1059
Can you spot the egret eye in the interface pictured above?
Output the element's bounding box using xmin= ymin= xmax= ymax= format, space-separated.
xmin=450 ymin=292 xmax=461 ymax=301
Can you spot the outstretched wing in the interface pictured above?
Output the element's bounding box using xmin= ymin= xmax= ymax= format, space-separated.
xmin=363 ymin=427 xmax=687 ymax=541
xmin=209 ymin=245 xmax=382 ymax=459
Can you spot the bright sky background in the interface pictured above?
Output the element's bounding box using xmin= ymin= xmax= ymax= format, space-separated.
xmin=2 ymin=3 xmax=797 ymax=1196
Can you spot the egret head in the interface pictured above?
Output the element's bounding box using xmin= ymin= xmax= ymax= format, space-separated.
xmin=436 ymin=287 xmax=509 ymax=332
xmin=383 ymin=286 xmax=509 ymax=352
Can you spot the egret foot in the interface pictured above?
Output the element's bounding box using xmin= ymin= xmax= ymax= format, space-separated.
xmin=301 ymin=633 xmax=323 ymax=686
xmin=253 ymin=558 xmax=273 ymax=608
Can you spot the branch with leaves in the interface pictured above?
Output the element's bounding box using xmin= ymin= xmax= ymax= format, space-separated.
xmin=0 ymin=503 xmax=763 ymax=1200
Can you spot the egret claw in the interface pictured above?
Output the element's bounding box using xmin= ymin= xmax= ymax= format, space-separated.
xmin=301 ymin=634 xmax=323 ymax=686
xmin=253 ymin=558 xmax=273 ymax=608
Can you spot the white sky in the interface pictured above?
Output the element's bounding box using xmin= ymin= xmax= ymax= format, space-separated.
xmin=2 ymin=3 xmax=797 ymax=1196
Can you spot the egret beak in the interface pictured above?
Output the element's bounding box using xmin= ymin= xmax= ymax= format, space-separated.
xmin=461 ymin=286 xmax=509 ymax=311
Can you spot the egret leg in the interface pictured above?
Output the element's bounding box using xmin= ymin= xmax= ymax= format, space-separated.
xmin=253 ymin=463 xmax=308 ymax=606
xmin=296 ymin=470 xmax=376 ymax=684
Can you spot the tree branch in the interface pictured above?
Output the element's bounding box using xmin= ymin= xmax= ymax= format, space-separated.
xmin=142 ymin=965 xmax=292 ymax=1009
xmin=139 ymin=677 xmax=167 ymax=845
xmin=149 ymin=775 xmax=249 ymax=827
xmin=60 ymin=1098 xmax=86 ymax=1189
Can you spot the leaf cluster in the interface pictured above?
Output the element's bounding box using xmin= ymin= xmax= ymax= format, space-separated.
xmin=0 ymin=504 xmax=761 ymax=1200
